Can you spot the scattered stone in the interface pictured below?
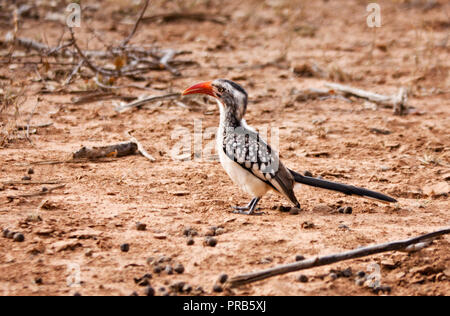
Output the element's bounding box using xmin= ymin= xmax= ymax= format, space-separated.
xmin=153 ymin=233 xmax=167 ymax=240
xmin=205 ymin=228 xmax=216 ymax=236
xmin=182 ymin=284 xmax=192 ymax=293
xmin=205 ymin=237 xmax=217 ymax=247
xmin=120 ymin=243 xmax=130 ymax=252
xmin=338 ymin=224 xmax=350 ymax=230
xmin=25 ymin=214 xmax=42 ymax=223
xmin=42 ymin=187 xmax=48 ymax=192
xmin=144 ymin=286 xmax=155 ymax=296
xmin=357 ymin=271 xmax=366 ymax=278
xmin=213 ymin=284 xmax=223 ymax=293
xmin=85 ymin=249 xmax=94 ymax=257
xmin=215 ymin=228 xmax=226 ymax=235
xmin=372 ymin=285 xmax=392 ymax=294
xmin=73 ymin=292 xmax=82 ymax=296
xmin=136 ymin=222 xmax=147 ymax=231
xmin=218 ymin=274 xmax=228 ymax=284
xmin=289 ymin=207 xmax=300 ymax=215
xmin=170 ymin=282 xmax=186 ymax=293
xmin=304 ymin=171 xmax=313 ymax=177
xmin=187 ymin=238 xmax=195 ymax=246
xmin=153 ymin=265 xmax=162 ymax=274
xmin=22 ymin=176 xmax=31 ymax=181
xmin=2 ymin=228 xmax=10 ymax=238
xmin=329 ymin=273 xmax=338 ymax=281
xmin=295 ymin=255 xmax=305 ymax=262
xmin=298 ymin=275 xmax=309 ymax=283
xmin=277 ymin=205 xmax=291 ymax=213
xmin=27 ymin=168 xmax=34 ymax=175
xmin=34 ymin=277 xmax=43 ymax=285
xmin=183 ymin=227 xmax=198 ymax=237
xmin=165 ymin=265 xmax=174 ymax=275
xmin=301 ymin=221 xmax=315 ymax=229
xmin=174 ymin=264 xmax=185 ymax=274
xmin=338 ymin=206 xmax=353 ymax=214
xmin=341 ymin=267 xmax=353 ymax=278
xmin=6 ymin=230 xmax=16 ymax=239
xmin=13 ymin=233 xmax=25 ymax=242
xmin=130 ymin=291 xmax=139 ymax=296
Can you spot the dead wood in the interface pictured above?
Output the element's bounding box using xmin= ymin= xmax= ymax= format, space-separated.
xmin=73 ymin=142 xmax=138 ymax=160
xmin=114 ymin=93 xmax=181 ymax=113
xmin=7 ymin=184 xmax=66 ymax=201
xmin=228 ymin=228 xmax=450 ymax=287
xmin=141 ymin=12 xmax=228 ymax=25
xmin=324 ymin=83 xmax=409 ymax=115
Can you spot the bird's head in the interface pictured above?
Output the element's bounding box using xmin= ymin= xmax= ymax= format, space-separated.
xmin=182 ymin=79 xmax=248 ymax=121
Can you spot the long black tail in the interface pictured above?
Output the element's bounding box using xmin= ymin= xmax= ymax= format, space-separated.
xmin=289 ymin=169 xmax=397 ymax=203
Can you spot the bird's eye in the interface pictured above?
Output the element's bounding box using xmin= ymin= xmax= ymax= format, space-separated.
xmin=217 ymin=87 xmax=225 ymax=93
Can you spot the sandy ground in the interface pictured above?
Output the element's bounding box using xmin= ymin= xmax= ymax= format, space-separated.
xmin=0 ymin=0 xmax=449 ymax=296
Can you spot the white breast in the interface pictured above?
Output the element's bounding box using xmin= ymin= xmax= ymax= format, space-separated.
xmin=217 ymin=123 xmax=271 ymax=198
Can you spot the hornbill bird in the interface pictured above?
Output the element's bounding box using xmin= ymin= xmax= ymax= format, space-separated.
xmin=182 ymin=79 xmax=397 ymax=215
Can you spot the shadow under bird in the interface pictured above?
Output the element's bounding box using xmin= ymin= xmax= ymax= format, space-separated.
xmin=182 ymin=79 xmax=397 ymax=215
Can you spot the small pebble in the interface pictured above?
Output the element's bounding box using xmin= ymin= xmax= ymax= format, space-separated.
xmin=144 ymin=286 xmax=155 ymax=296
xmin=213 ymin=285 xmax=223 ymax=293
xmin=120 ymin=243 xmax=130 ymax=252
xmin=215 ymin=228 xmax=225 ymax=235
xmin=298 ymin=275 xmax=309 ymax=283
xmin=329 ymin=273 xmax=338 ymax=281
xmin=338 ymin=206 xmax=353 ymax=214
xmin=2 ymin=229 xmax=10 ymax=238
xmin=205 ymin=237 xmax=217 ymax=247
xmin=130 ymin=291 xmax=139 ymax=296
xmin=27 ymin=168 xmax=34 ymax=175
xmin=301 ymin=221 xmax=315 ymax=229
xmin=183 ymin=227 xmax=198 ymax=237
xmin=341 ymin=268 xmax=353 ymax=278
xmin=187 ymin=238 xmax=195 ymax=246
xmin=295 ymin=255 xmax=305 ymax=262
xmin=22 ymin=176 xmax=31 ymax=181
xmin=13 ymin=233 xmax=25 ymax=242
xmin=278 ymin=205 xmax=291 ymax=213
xmin=205 ymin=228 xmax=215 ymax=237
xmin=34 ymin=277 xmax=43 ymax=285
xmin=338 ymin=224 xmax=350 ymax=230
xmin=6 ymin=231 xmax=15 ymax=239
xmin=174 ymin=264 xmax=185 ymax=274
xmin=289 ymin=207 xmax=300 ymax=215
xmin=357 ymin=271 xmax=366 ymax=278
xmin=182 ymin=284 xmax=192 ymax=293
xmin=136 ymin=222 xmax=147 ymax=231
xmin=373 ymin=285 xmax=392 ymax=294
xmin=165 ymin=265 xmax=174 ymax=275
xmin=153 ymin=266 xmax=162 ymax=274
xmin=73 ymin=292 xmax=82 ymax=296
xmin=218 ymin=274 xmax=228 ymax=284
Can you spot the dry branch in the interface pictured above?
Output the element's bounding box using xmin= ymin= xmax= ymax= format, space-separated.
xmin=120 ymin=0 xmax=150 ymax=47
xmin=114 ymin=93 xmax=181 ymax=113
xmin=141 ymin=12 xmax=228 ymax=25
xmin=126 ymin=131 xmax=156 ymax=162
xmin=7 ymin=184 xmax=66 ymax=201
xmin=324 ymin=83 xmax=409 ymax=115
xmin=228 ymin=228 xmax=450 ymax=288
xmin=73 ymin=142 xmax=138 ymax=160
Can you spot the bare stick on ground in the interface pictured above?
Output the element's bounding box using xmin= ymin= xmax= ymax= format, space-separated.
xmin=114 ymin=93 xmax=181 ymax=112
xmin=7 ymin=184 xmax=66 ymax=201
xmin=228 ymin=228 xmax=450 ymax=288
xmin=73 ymin=142 xmax=138 ymax=160
xmin=324 ymin=83 xmax=409 ymax=115
xmin=126 ymin=131 xmax=156 ymax=162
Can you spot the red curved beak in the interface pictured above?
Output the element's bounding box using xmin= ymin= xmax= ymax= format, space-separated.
xmin=182 ymin=81 xmax=215 ymax=97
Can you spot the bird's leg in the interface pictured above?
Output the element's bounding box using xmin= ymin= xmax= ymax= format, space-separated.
xmin=232 ymin=197 xmax=263 ymax=215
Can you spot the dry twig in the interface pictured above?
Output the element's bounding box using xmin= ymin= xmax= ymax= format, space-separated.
xmin=228 ymin=228 xmax=450 ymax=287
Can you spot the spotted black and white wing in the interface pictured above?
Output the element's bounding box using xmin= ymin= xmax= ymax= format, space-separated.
xmin=222 ymin=126 xmax=299 ymax=207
